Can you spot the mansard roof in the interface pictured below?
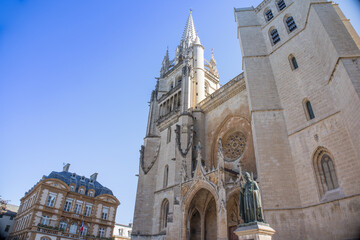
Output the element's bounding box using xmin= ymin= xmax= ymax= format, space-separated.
xmin=44 ymin=170 xmax=114 ymax=197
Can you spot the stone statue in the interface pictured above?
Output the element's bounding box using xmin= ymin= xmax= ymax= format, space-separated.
xmin=239 ymin=172 xmax=264 ymax=223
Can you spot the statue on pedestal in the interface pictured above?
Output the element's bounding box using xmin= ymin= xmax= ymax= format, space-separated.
xmin=239 ymin=172 xmax=264 ymax=223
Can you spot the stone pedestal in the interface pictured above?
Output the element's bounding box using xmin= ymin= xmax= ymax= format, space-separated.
xmin=234 ymin=222 xmax=275 ymax=240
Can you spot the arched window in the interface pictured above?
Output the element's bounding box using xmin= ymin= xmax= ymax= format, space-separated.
xmin=163 ymin=165 xmax=169 ymax=188
xmin=264 ymin=8 xmax=273 ymax=22
xmin=321 ymin=154 xmax=339 ymax=190
xmin=277 ymin=0 xmax=286 ymax=11
xmin=79 ymin=188 xmax=84 ymax=194
xmin=69 ymin=223 xmax=77 ymax=234
xmin=313 ymin=148 xmax=339 ymax=197
xmin=270 ymin=28 xmax=280 ymax=45
xmin=303 ymin=99 xmax=315 ymax=120
xmin=160 ymin=199 xmax=169 ymax=231
xmin=288 ymin=54 xmax=298 ymax=70
xmin=286 ymin=16 xmax=297 ymax=32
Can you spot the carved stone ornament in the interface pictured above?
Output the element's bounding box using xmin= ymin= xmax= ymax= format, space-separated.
xmin=139 ymin=144 xmax=161 ymax=174
xmin=182 ymin=64 xmax=191 ymax=77
xmin=175 ymin=124 xmax=194 ymax=158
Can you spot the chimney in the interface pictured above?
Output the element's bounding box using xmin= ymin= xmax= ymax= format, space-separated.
xmin=90 ymin=173 xmax=98 ymax=181
xmin=63 ymin=163 xmax=70 ymax=172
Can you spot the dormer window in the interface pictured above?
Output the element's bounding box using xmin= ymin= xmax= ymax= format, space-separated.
xmin=80 ymin=176 xmax=85 ymax=182
xmin=88 ymin=191 xmax=94 ymax=197
xmin=79 ymin=188 xmax=84 ymax=194
xmin=89 ymin=179 xmax=94 ymax=184
xmin=70 ymin=185 xmax=75 ymax=192
xmin=71 ymin=173 xmax=76 ymax=179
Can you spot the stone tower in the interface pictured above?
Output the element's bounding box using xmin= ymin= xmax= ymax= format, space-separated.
xmin=234 ymin=0 xmax=360 ymax=239
xmin=133 ymin=1 xmax=360 ymax=239
xmin=132 ymin=11 xmax=226 ymax=240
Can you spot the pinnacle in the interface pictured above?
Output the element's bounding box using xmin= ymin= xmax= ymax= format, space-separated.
xmin=182 ymin=11 xmax=196 ymax=42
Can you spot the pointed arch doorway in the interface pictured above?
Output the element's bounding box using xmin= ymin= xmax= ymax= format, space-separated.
xmin=187 ymin=188 xmax=217 ymax=240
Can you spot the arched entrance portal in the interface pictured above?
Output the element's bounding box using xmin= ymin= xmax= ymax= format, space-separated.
xmin=187 ymin=188 xmax=217 ymax=240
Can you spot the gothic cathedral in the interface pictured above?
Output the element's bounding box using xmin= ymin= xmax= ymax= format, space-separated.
xmin=132 ymin=1 xmax=360 ymax=239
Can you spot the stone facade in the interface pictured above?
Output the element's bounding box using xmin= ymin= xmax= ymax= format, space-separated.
xmin=133 ymin=1 xmax=360 ymax=239
xmin=9 ymin=164 xmax=120 ymax=240
xmin=113 ymin=223 xmax=132 ymax=240
xmin=0 ymin=204 xmax=19 ymax=240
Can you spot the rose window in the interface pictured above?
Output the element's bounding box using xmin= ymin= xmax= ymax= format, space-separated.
xmin=222 ymin=132 xmax=246 ymax=160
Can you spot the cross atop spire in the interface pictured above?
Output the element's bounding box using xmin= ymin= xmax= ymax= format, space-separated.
xmin=181 ymin=10 xmax=196 ymax=43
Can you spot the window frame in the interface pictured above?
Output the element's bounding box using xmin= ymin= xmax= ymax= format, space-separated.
xmin=269 ymin=28 xmax=281 ymax=45
xmin=99 ymin=227 xmax=105 ymax=238
xmin=63 ymin=199 xmax=73 ymax=212
xmin=84 ymin=204 xmax=92 ymax=217
xmin=59 ymin=221 xmax=67 ymax=231
xmin=264 ymin=8 xmax=274 ymax=22
xmin=41 ymin=216 xmax=50 ymax=226
xmin=101 ymin=207 xmax=109 ymax=220
xmin=160 ymin=199 xmax=169 ymax=231
xmin=285 ymin=16 xmax=297 ymax=33
xmin=303 ymin=98 xmax=315 ymax=120
xmin=73 ymin=201 xmax=83 ymax=214
xmin=276 ymin=0 xmax=287 ymax=11
xmin=46 ymin=193 xmax=56 ymax=207
xmin=288 ymin=54 xmax=299 ymax=70
xmin=69 ymin=223 xmax=77 ymax=234
xmin=313 ymin=148 xmax=340 ymax=199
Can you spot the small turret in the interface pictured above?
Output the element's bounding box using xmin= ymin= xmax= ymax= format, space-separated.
xmin=193 ymin=34 xmax=205 ymax=105
xmin=63 ymin=163 xmax=70 ymax=172
xmin=160 ymin=48 xmax=170 ymax=78
xmin=205 ymin=49 xmax=219 ymax=78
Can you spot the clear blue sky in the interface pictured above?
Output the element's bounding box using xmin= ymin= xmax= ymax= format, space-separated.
xmin=1 ymin=0 xmax=359 ymax=225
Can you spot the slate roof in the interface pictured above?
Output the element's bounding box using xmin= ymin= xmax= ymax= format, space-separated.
xmin=44 ymin=171 xmax=114 ymax=197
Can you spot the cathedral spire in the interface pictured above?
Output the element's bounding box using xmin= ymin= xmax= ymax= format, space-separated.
xmin=182 ymin=10 xmax=196 ymax=44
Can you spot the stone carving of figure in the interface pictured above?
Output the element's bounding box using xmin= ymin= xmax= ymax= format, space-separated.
xmin=239 ymin=172 xmax=264 ymax=223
